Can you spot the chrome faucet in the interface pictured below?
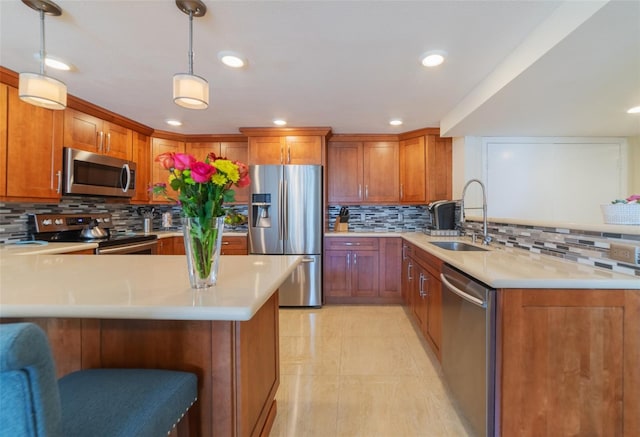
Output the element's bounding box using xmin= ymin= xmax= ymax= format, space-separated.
xmin=460 ymin=179 xmax=491 ymax=245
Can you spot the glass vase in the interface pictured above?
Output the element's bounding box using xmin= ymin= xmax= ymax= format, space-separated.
xmin=182 ymin=216 xmax=225 ymax=289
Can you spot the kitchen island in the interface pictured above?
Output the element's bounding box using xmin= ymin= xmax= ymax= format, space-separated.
xmin=0 ymin=254 xmax=302 ymax=437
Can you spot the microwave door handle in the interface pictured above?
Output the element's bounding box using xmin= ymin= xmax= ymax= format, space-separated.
xmin=122 ymin=164 xmax=131 ymax=192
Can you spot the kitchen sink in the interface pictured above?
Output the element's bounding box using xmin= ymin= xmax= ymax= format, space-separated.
xmin=430 ymin=241 xmax=488 ymax=252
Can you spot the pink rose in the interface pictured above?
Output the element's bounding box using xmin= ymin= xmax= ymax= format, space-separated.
xmin=236 ymin=161 xmax=249 ymax=178
xmin=191 ymin=161 xmax=216 ymax=183
xmin=155 ymin=152 xmax=175 ymax=170
xmin=173 ymin=153 xmax=196 ymax=170
xmin=626 ymin=194 xmax=640 ymax=203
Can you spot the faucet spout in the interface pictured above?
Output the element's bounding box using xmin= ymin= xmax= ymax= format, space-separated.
xmin=460 ymin=179 xmax=491 ymax=245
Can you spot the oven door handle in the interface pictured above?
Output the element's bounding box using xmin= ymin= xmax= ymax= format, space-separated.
xmin=96 ymin=240 xmax=157 ymax=255
xmin=440 ymin=273 xmax=486 ymax=308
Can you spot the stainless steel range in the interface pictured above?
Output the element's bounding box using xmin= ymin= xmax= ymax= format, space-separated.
xmin=29 ymin=213 xmax=158 ymax=255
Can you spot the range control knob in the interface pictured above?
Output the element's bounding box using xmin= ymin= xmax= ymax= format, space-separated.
xmin=42 ymin=219 xmax=52 ymax=226
xmin=54 ymin=218 xmax=63 ymax=225
xmin=103 ymin=217 xmax=110 ymax=223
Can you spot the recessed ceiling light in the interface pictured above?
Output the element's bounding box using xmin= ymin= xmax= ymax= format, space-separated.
xmin=420 ymin=50 xmax=447 ymax=67
xmin=166 ymin=119 xmax=182 ymax=127
xmin=627 ymin=106 xmax=640 ymax=114
xmin=218 ymin=51 xmax=247 ymax=68
xmin=389 ymin=119 xmax=403 ymax=126
xmin=34 ymin=53 xmax=72 ymax=71
xmin=273 ymin=119 xmax=287 ymax=126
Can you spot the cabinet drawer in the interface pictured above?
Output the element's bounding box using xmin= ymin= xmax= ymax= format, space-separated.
xmin=411 ymin=247 xmax=442 ymax=277
xmin=221 ymin=236 xmax=247 ymax=255
xmin=325 ymin=237 xmax=379 ymax=251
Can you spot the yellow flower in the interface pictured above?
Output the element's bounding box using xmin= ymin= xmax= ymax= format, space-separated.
xmin=213 ymin=160 xmax=240 ymax=183
xmin=212 ymin=173 xmax=228 ymax=186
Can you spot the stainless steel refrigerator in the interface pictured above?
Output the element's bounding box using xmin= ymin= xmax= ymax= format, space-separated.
xmin=248 ymin=165 xmax=323 ymax=307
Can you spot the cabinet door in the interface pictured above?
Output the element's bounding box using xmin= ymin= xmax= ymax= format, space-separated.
xmin=131 ymin=133 xmax=150 ymax=203
xmin=156 ymin=237 xmax=174 ymax=255
xmin=150 ymin=137 xmax=185 ymax=203
xmin=0 ymin=84 xmax=7 ymax=196
xmin=102 ymin=121 xmax=132 ymax=160
xmin=221 ymin=236 xmax=247 ymax=255
xmin=363 ymin=141 xmax=399 ymax=203
xmin=186 ymin=142 xmax=221 ymax=161
xmin=425 ymin=270 xmax=442 ymax=357
xmin=6 ymin=86 xmax=63 ymax=199
xmin=401 ymin=243 xmax=413 ymax=306
xmin=379 ymin=238 xmax=402 ymax=299
xmin=351 ymin=250 xmax=379 ymax=297
xmin=412 ymin=265 xmax=429 ymax=333
xmin=172 ymin=236 xmax=186 ymax=255
xmin=327 ymin=142 xmax=363 ymax=203
xmin=63 ymin=108 xmax=102 ymax=153
xmin=220 ymin=141 xmax=249 ymax=203
xmin=426 ymin=135 xmax=452 ymax=202
xmin=399 ymin=136 xmax=426 ymax=203
xmin=285 ymin=136 xmax=323 ymax=165
xmin=323 ymin=250 xmax=351 ymax=297
xmin=248 ymin=136 xmax=284 ymax=165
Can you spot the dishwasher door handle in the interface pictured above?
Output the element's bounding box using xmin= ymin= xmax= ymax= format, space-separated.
xmin=440 ymin=273 xmax=486 ymax=308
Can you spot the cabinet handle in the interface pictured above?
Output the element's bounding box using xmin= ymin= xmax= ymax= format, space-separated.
xmin=418 ymin=273 xmax=425 ymax=297
xmin=358 ymin=184 xmax=362 ymax=198
xmin=402 ymin=244 xmax=406 ymax=260
xmin=107 ymin=133 xmax=111 ymax=152
xmin=365 ymin=185 xmax=369 ymax=199
xmin=98 ymin=131 xmax=104 ymax=152
xmin=343 ymin=242 xmax=360 ymax=246
xmin=353 ymin=252 xmax=357 ymax=266
xmin=280 ymin=145 xmax=284 ymax=164
xmin=423 ymin=275 xmax=429 ymax=297
xmin=222 ymin=241 xmax=230 ymax=245
xmin=287 ymin=144 xmax=291 ymax=163
xmin=407 ymin=262 xmax=413 ymax=280
xmin=347 ymin=253 xmax=351 ymax=290
xmin=55 ymin=170 xmax=62 ymax=194
xmin=400 ymin=183 xmax=404 ymax=199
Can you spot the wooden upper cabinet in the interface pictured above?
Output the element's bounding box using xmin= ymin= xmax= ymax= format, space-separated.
xmin=363 ymin=141 xmax=399 ymax=203
xmin=426 ymin=135 xmax=452 ymax=201
xmin=247 ymin=136 xmax=285 ymax=165
xmin=399 ymin=136 xmax=427 ymax=203
xmin=0 ymin=84 xmax=7 ymax=197
xmin=242 ymin=127 xmax=329 ymax=165
xmin=4 ymin=86 xmax=63 ymax=200
xmin=398 ymin=132 xmax=452 ymax=203
xmin=131 ymin=132 xmax=150 ymax=203
xmin=150 ymin=137 xmax=185 ymax=203
xmin=285 ymin=136 xmax=322 ymax=165
xmin=63 ymin=108 xmax=132 ymax=160
xmin=186 ymin=142 xmax=221 ymax=161
xmin=327 ymin=142 xmax=364 ymax=203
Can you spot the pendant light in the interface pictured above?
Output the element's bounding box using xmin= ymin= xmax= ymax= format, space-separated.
xmin=173 ymin=0 xmax=209 ymax=110
xmin=19 ymin=0 xmax=67 ymax=110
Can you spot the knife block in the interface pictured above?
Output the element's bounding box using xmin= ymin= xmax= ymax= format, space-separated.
xmin=333 ymin=221 xmax=348 ymax=232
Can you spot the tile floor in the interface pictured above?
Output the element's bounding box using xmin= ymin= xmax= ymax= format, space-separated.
xmin=271 ymin=305 xmax=472 ymax=437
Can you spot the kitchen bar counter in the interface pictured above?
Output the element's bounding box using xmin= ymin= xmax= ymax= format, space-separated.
xmin=324 ymin=231 xmax=638 ymax=289
xmin=0 ymin=254 xmax=301 ymax=320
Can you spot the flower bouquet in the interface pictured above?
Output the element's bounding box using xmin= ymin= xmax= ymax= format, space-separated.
xmin=153 ymin=152 xmax=250 ymax=288
xmin=601 ymin=194 xmax=640 ymax=225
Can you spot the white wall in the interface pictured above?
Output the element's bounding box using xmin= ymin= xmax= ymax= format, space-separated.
xmin=453 ymin=136 xmax=629 ymax=224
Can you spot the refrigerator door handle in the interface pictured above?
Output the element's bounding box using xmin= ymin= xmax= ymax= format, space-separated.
xmin=301 ymin=257 xmax=315 ymax=263
xmin=278 ymin=178 xmax=284 ymax=241
xmin=282 ymin=179 xmax=288 ymax=242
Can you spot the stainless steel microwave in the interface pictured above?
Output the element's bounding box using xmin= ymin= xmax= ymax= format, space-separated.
xmin=63 ymin=147 xmax=137 ymax=198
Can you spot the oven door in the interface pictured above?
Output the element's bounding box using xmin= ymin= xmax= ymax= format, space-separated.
xmin=95 ymin=240 xmax=158 ymax=255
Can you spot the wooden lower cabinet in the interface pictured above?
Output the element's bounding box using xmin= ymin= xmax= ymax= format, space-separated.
xmin=401 ymin=242 xmax=442 ymax=360
xmin=3 ymin=292 xmax=281 ymax=437
xmin=158 ymin=235 xmax=246 ymax=255
xmin=324 ymin=237 xmax=401 ymax=304
xmin=498 ymin=288 xmax=640 ymax=437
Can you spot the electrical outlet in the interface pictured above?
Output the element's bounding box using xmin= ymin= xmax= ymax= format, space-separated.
xmin=609 ymin=243 xmax=640 ymax=265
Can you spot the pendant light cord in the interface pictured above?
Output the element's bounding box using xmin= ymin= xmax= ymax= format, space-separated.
xmin=187 ymin=10 xmax=194 ymax=75
xmin=39 ymin=8 xmax=46 ymax=75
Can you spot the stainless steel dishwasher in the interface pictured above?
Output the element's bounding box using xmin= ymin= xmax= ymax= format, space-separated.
xmin=440 ymin=264 xmax=496 ymax=437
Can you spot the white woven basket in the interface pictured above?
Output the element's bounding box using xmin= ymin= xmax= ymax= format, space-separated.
xmin=600 ymin=204 xmax=640 ymax=225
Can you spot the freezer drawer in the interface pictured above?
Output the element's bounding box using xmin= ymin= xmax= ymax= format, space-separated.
xmin=279 ymin=254 xmax=322 ymax=307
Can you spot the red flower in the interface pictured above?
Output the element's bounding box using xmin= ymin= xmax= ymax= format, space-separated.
xmin=237 ymin=174 xmax=251 ymax=188
xmin=174 ymin=153 xmax=196 ymax=171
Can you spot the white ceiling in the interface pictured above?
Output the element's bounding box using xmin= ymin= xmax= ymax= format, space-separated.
xmin=1 ymin=0 xmax=638 ymax=137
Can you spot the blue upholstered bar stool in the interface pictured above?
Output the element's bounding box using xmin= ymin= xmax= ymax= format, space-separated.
xmin=0 ymin=322 xmax=198 ymax=437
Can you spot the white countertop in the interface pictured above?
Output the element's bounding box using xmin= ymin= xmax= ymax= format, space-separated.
xmin=0 ymin=254 xmax=301 ymax=321
xmin=401 ymin=233 xmax=639 ymax=290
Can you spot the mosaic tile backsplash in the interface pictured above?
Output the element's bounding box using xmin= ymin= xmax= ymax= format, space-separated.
xmin=1 ymin=200 xmax=638 ymax=277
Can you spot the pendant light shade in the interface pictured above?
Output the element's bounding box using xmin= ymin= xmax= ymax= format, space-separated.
xmin=19 ymin=72 xmax=67 ymax=110
xmin=173 ymin=0 xmax=209 ymax=110
xmin=19 ymin=0 xmax=67 ymax=110
xmin=173 ymin=73 xmax=209 ymax=109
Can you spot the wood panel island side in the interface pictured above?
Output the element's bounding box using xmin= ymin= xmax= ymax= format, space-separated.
xmin=0 ymin=254 xmax=302 ymax=437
